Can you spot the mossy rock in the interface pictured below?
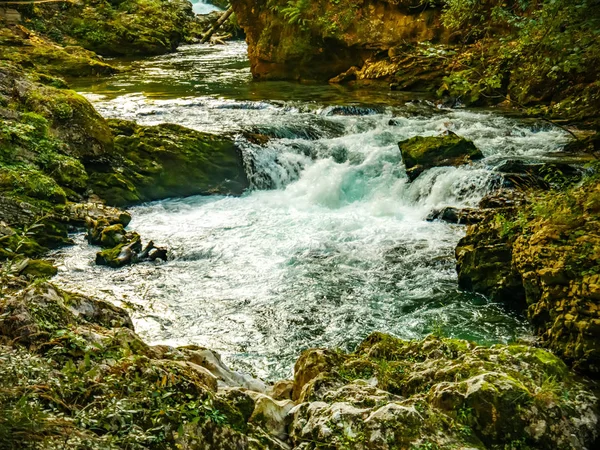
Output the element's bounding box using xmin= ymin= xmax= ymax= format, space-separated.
xmin=95 ymin=233 xmax=142 ymax=268
xmin=20 ymin=0 xmax=196 ymax=57
xmin=0 ymin=26 xmax=117 ymax=78
xmin=0 ymin=167 xmax=67 ymax=204
xmin=20 ymin=259 xmax=58 ymax=279
xmin=99 ymin=224 xmax=127 ymax=248
xmin=289 ymin=332 xmax=600 ymax=450
xmin=399 ymin=133 xmax=484 ymax=181
xmin=88 ymin=120 xmax=249 ymax=206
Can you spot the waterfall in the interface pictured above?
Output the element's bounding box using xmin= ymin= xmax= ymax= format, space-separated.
xmin=191 ymin=0 xmax=222 ymax=15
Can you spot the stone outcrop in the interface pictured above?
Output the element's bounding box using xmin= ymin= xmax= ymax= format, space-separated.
xmin=12 ymin=0 xmax=197 ymax=57
xmin=1 ymin=280 xmax=598 ymax=449
xmin=88 ymin=120 xmax=249 ymax=207
xmin=230 ymin=0 xmax=450 ymax=81
xmin=288 ymin=332 xmax=599 ymax=449
xmin=456 ymin=179 xmax=600 ymax=377
xmin=399 ymin=133 xmax=484 ymax=181
xmin=0 ymin=25 xmax=117 ymax=77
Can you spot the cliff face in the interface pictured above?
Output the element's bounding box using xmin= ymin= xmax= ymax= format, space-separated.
xmin=230 ymin=0 xmax=449 ymax=81
xmin=456 ymin=180 xmax=600 ymax=377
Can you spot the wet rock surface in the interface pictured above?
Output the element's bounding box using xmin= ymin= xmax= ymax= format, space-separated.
xmin=456 ymin=179 xmax=600 ymax=377
xmin=399 ymin=133 xmax=483 ymax=181
xmin=88 ymin=120 xmax=249 ymax=207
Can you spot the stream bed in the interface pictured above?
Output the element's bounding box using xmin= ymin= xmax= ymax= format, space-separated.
xmin=53 ymin=42 xmax=570 ymax=380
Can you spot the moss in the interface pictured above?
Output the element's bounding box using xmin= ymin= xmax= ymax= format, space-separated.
xmin=95 ymin=233 xmax=142 ymax=268
xmin=88 ymin=120 xmax=248 ymax=207
xmin=0 ymin=166 xmax=66 ymax=204
xmin=0 ymin=26 xmax=117 ymax=78
xmin=399 ymin=134 xmax=483 ymax=181
xmin=44 ymin=155 xmax=89 ymax=192
xmin=99 ymin=224 xmax=126 ymax=248
xmin=20 ymin=259 xmax=58 ymax=279
xmin=22 ymin=0 xmax=196 ymax=58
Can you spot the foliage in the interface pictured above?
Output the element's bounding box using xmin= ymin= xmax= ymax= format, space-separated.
xmin=21 ymin=0 xmax=196 ymax=57
xmin=0 ymin=346 xmax=232 ymax=449
xmin=439 ymin=0 xmax=600 ymax=116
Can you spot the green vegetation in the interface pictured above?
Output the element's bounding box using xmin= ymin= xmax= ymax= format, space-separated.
xmin=0 ymin=282 xmax=255 ymax=449
xmin=19 ymin=0 xmax=196 ymax=57
xmin=439 ymin=0 xmax=600 ymax=119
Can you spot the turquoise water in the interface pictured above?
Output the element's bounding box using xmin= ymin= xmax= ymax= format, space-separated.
xmin=53 ymin=43 xmax=569 ymax=379
xmin=191 ymin=0 xmax=222 ymax=15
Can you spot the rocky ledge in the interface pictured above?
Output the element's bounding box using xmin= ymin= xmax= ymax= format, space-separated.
xmin=456 ymin=173 xmax=600 ymax=377
xmin=230 ymin=0 xmax=449 ymax=81
xmin=1 ymin=281 xmax=598 ymax=449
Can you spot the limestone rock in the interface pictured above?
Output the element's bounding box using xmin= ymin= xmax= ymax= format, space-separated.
xmin=231 ymin=0 xmax=450 ymax=81
xmin=288 ymin=333 xmax=599 ymax=449
xmin=457 ymin=179 xmax=600 ymax=376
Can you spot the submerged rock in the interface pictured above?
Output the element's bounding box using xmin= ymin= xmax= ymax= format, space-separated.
xmin=399 ymin=133 xmax=484 ymax=181
xmin=95 ymin=232 xmax=168 ymax=268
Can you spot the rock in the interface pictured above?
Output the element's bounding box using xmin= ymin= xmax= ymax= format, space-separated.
xmin=288 ymin=332 xmax=600 ymax=450
xmin=99 ymin=224 xmax=127 ymax=248
xmin=0 ymin=282 xmax=133 ymax=346
xmin=495 ymin=160 xmax=583 ymax=190
xmin=231 ymin=0 xmax=451 ymax=81
xmin=95 ymin=233 xmax=142 ymax=268
xmin=0 ymin=65 xmax=113 ymax=159
xmin=399 ymin=133 xmax=483 ymax=181
xmin=19 ymin=259 xmax=58 ymax=279
xmin=95 ymin=234 xmax=168 ymax=268
xmin=456 ymin=180 xmax=600 ymax=376
xmin=427 ymin=206 xmax=487 ymax=225
xmin=0 ymin=278 xmax=281 ymax=449
xmin=181 ymin=346 xmax=268 ymax=392
xmin=455 ymin=217 xmax=526 ymax=307
xmin=61 ymin=202 xmax=131 ymax=228
xmin=267 ymin=380 xmax=294 ymax=401
xmin=18 ymin=0 xmax=197 ymax=57
xmin=247 ymin=392 xmax=295 ymax=440
xmin=292 ymin=348 xmax=344 ymax=401
xmin=0 ymin=25 xmax=117 ymax=77
xmin=87 ymin=120 xmax=249 ymax=207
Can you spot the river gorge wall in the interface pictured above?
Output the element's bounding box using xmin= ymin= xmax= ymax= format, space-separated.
xmin=230 ymin=0 xmax=450 ymax=81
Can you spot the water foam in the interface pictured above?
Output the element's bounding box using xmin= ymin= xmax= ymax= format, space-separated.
xmin=52 ymin=43 xmax=570 ymax=379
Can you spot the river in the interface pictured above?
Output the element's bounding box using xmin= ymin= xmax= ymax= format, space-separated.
xmin=53 ymin=42 xmax=569 ymax=380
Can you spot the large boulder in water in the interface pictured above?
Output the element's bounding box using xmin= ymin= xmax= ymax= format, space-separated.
xmin=87 ymin=120 xmax=249 ymax=207
xmin=399 ymin=133 xmax=484 ymax=181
